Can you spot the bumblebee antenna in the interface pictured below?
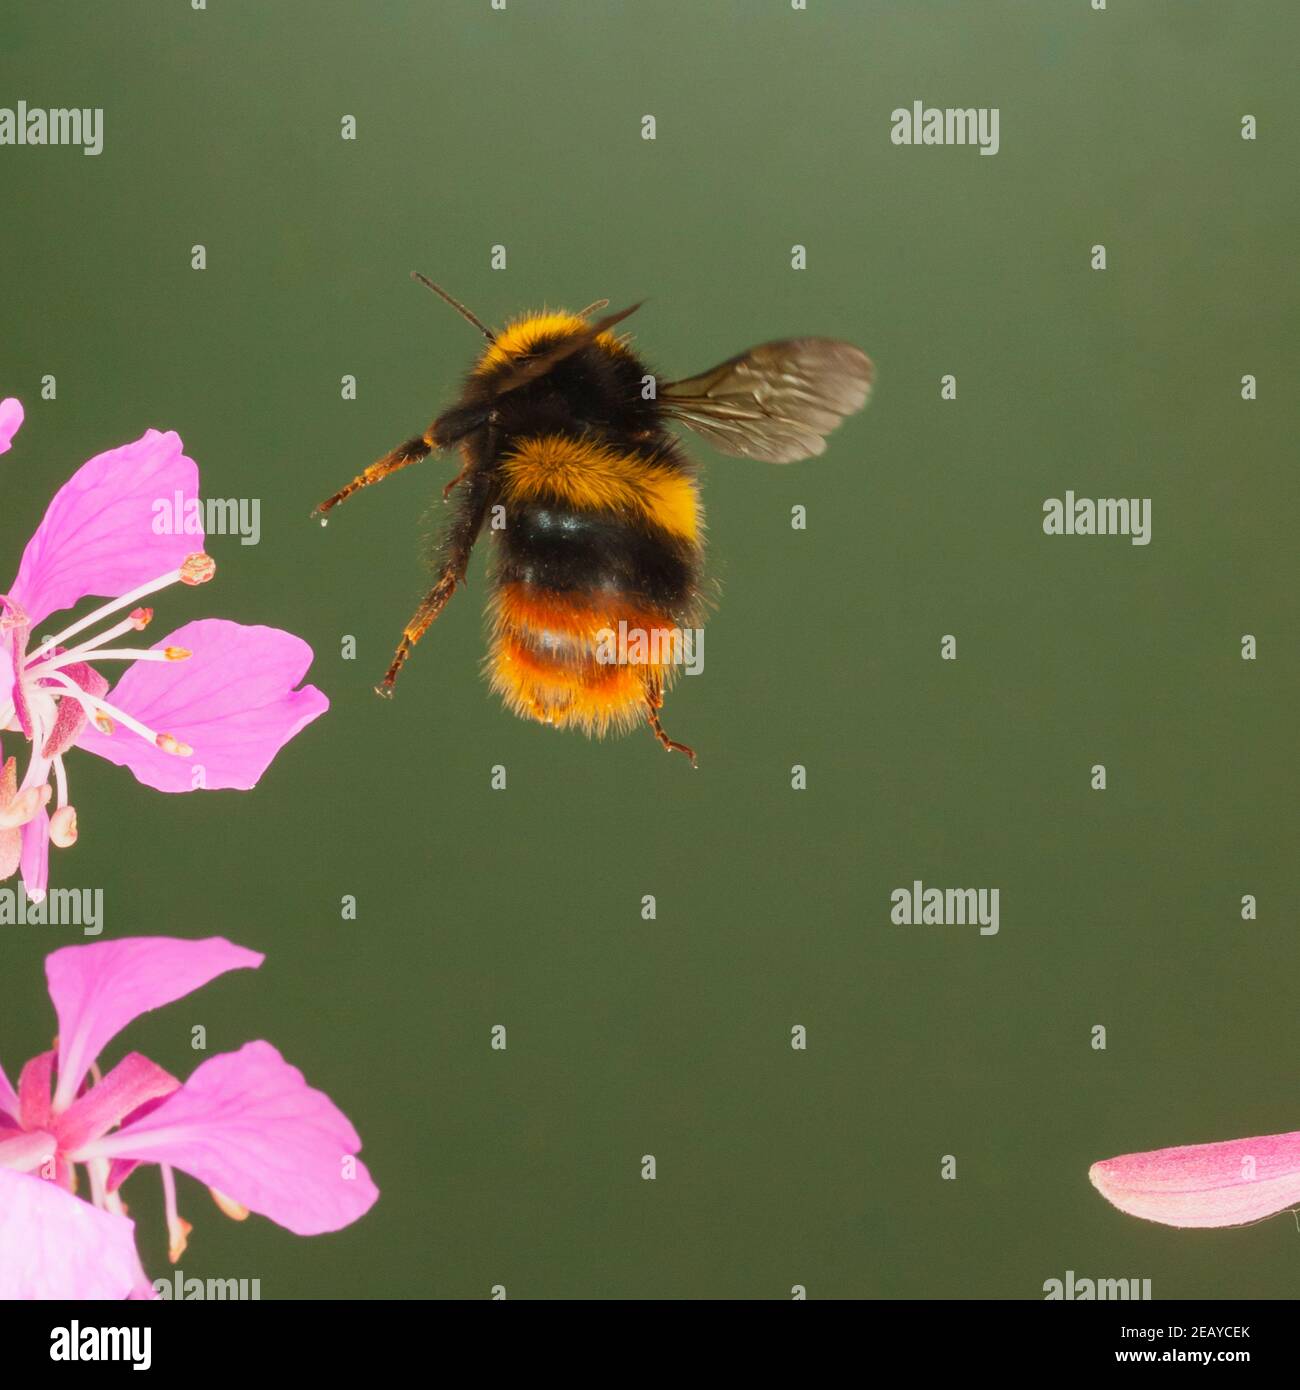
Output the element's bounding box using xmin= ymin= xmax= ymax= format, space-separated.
xmin=411 ymin=272 xmax=495 ymax=342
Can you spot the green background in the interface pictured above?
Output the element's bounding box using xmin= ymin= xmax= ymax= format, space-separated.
xmin=1 ymin=0 xmax=1296 ymax=1299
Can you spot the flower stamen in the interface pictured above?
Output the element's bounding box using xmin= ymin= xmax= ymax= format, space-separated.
xmin=210 ymin=1187 xmax=250 ymax=1222
xmin=161 ymin=1164 xmax=192 ymax=1263
xmin=180 ymin=553 xmax=216 ymax=586
xmin=27 ymin=611 xmax=156 ymax=674
xmin=50 ymin=805 xmax=78 ymax=848
xmin=26 ymin=556 xmax=214 ymax=665
xmin=38 ymin=672 xmax=193 ymax=757
xmin=28 ymin=646 xmax=188 ymax=677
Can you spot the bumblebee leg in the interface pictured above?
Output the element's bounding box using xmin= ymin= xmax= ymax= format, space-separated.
xmin=645 ymin=688 xmax=697 ymax=766
xmin=312 ymin=432 xmax=433 ymax=520
xmin=375 ymin=467 xmax=495 ymax=698
xmin=376 ymin=569 xmax=459 ymax=697
xmin=442 ymin=460 xmax=470 ymax=501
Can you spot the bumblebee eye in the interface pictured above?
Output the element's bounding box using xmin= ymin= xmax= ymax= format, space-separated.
xmin=488 ymin=408 xmax=501 ymax=425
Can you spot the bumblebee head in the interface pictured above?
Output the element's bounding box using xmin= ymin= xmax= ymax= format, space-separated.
xmin=413 ymin=280 xmax=643 ymax=446
xmin=474 ymin=312 xmax=589 ymax=378
xmin=472 ymin=308 xmax=638 ymax=396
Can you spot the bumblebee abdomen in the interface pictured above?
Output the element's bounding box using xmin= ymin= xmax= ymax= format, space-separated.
xmin=487 ymin=433 xmax=702 ymax=736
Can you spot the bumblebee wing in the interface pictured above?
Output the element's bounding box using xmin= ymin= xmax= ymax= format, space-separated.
xmin=661 ymin=338 xmax=873 ymax=463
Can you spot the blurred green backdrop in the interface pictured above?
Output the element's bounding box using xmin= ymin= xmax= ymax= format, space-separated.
xmin=1 ymin=0 xmax=1296 ymax=1299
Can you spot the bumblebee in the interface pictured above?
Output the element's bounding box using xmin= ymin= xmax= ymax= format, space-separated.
xmin=314 ymin=275 xmax=873 ymax=764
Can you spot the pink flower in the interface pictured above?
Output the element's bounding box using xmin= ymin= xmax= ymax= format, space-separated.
xmin=0 ymin=398 xmax=23 ymax=454
xmin=1090 ymin=1130 xmax=1300 ymax=1228
xmin=0 ymin=937 xmax=379 ymax=1299
xmin=0 ymin=402 xmax=328 ymax=899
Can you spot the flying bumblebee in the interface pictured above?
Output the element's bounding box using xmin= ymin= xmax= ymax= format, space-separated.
xmin=313 ymin=274 xmax=873 ymax=764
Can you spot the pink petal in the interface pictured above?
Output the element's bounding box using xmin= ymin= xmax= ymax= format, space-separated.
xmin=104 ymin=1095 xmax=177 ymax=1193
xmin=18 ymin=1050 xmax=54 ymax=1131
xmin=0 ymin=397 xmax=22 ymax=454
xmin=0 ymin=1059 xmax=18 ymax=1121
xmin=0 ymin=1128 xmax=56 ymax=1172
xmin=77 ymin=619 xmax=328 ymax=792
xmin=1090 ymin=1130 xmax=1300 ymax=1227
xmin=55 ymin=1053 xmax=180 ymax=1154
xmin=8 ymin=621 xmax=33 ymax=739
xmin=0 ymin=1168 xmax=141 ymax=1299
xmin=47 ymin=936 xmax=264 ymax=1112
xmin=10 ymin=428 xmax=201 ymax=627
xmin=106 ymin=1158 xmax=141 ymax=1191
xmin=95 ymin=1040 xmax=379 ymax=1236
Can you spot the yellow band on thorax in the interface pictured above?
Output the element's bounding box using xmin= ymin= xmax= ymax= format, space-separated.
xmin=500 ymin=434 xmax=699 ymax=542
